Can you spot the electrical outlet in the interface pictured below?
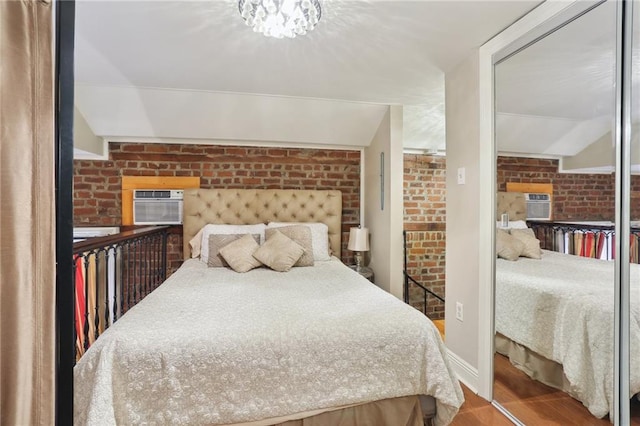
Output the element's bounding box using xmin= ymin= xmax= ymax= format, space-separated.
xmin=455 ymin=302 xmax=464 ymax=322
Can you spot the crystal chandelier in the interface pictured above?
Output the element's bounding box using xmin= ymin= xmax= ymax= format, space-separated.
xmin=238 ymin=0 xmax=322 ymax=39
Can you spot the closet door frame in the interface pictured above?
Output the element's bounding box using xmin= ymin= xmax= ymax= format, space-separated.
xmin=477 ymin=0 xmax=605 ymax=400
xmin=613 ymin=0 xmax=633 ymax=423
xmin=476 ymin=7 xmax=632 ymax=426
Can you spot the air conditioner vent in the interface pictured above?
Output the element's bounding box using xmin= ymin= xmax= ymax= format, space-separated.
xmin=524 ymin=193 xmax=551 ymax=220
xmin=133 ymin=189 xmax=183 ymax=224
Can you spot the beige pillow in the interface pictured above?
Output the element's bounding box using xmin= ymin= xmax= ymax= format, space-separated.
xmin=267 ymin=222 xmax=331 ymax=261
xmin=265 ymin=226 xmax=313 ymax=267
xmin=218 ymin=234 xmax=262 ymax=273
xmin=253 ymin=231 xmax=305 ymax=272
xmin=198 ymin=223 xmax=267 ymax=261
xmin=208 ymin=234 xmax=260 ymax=267
xmin=496 ymin=229 xmax=524 ymax=261
xmin=510 ymin=228 xmax=542 ymax=259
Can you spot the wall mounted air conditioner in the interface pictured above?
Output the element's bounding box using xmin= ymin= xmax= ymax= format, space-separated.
xmin=524 ymin=193 xmax=552 ymax=221
xmin=133 ymin=189 xmax=183 ymax=225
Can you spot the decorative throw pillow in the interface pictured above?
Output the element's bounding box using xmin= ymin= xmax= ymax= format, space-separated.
xmin=198 ymin=223 xmax=267 ymax=261
xmin=207 ymin=234 xmax=260 ymax=267
xmin=496 ymin=229 xmax=524 ymax=261
xmin=218 ymin=234 xmax=263 ymax=273
xmin=253 ymin=231 xmax=305 ymax=272
xmin=265 ymin=226 xmax=313 ymax=267
xmin=510 ymin=228 xmax=542 ymax=259
xmin=267 ymin=222 xmax=331 ymax=261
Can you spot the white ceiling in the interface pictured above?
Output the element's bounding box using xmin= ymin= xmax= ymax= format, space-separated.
xmin=74 ymin=0 xmax=541 ymax=151
xmin=495 ymin=0 xmax=619 ymax=159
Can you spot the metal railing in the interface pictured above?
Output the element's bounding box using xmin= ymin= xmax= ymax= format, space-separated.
xmin=402 ymin=230 xmax=445 ymax=316
xmin=527 ymin=220 xmax=640 ymax=262
xmin=72 ymin=226 xmax=169 ymax=360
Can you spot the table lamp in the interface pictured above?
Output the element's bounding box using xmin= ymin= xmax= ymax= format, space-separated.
xmin=348 ymin=226 xmax=370 ymax=272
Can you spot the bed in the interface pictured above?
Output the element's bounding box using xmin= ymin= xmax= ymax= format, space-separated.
xmin=495 ymin=192 xmax=640 ymax=419
xmin=74 ymin=188 xmax=463 ymax=426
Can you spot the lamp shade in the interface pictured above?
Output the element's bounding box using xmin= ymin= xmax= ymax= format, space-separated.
xmin=348 ymin=227 xmax=369 ymax=252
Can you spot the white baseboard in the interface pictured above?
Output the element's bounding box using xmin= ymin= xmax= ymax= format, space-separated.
xmin=447 ymin=349 xmax=479 ymax=394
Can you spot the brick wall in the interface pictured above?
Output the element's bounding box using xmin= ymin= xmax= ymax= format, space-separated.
xmin=401 ymin=154 xmax=636 ymax=321
xmin=76 ymin=148 xmax=631 ymax=318
xmin=497 ymin=156 xmax=640 ymax=221
xmin=403 ymin=154 xmax=446 ymax=320
xmin=74 ymin=142 xmax=361 ymax=274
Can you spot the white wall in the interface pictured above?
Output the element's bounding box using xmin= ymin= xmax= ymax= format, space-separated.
xmin=75 ymin=85 xmax=389 ymax=148
xmin=561 ymin=130 xmax=615 ymax=172
xmin=444 ymin=52 xmax=482 ymax=388
xmin=364 ymin=106 xmax=404 ymax=298
xmin=74 ymin=107 xmax=105 ymax=158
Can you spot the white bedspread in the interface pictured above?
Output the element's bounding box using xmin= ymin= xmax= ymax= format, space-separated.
xmin=496 ymin=250 xmax=640 ymax=418
xmin=75 ymin=258 xmax=463 ymax=425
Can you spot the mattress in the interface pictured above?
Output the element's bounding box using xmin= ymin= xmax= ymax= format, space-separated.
xmin=496 ymin=250 xmax=640 ymax=418
xmin=74 ymin=258 xmax=463 ymax=425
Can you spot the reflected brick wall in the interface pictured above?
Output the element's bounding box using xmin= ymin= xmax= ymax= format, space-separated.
xmin=497 ymin=156 xmax=640 ymax=221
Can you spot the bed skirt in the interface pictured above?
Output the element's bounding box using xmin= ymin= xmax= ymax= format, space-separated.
xmin=495 ymin=333 xmax=571 ymax=394
xmin=224 ymin=395 xmax=436 ymax=426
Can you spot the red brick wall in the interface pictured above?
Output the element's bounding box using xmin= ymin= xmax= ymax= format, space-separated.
xmin=496 ymin=156 xmax=640 ymax=221
xmin=77 ymin=148 xmax=631 ymax=315
xmin=74 ymin=142 xmax=361 ymax=273
xmin=403 ymin=154 xmax=446 ymax=320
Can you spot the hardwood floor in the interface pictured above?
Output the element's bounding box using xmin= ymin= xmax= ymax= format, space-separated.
xmin=436 ymin=322 xmax=639 ymax=424
xmin=491 ymin=353 xmax=640 ymax=425
xmin=448 ymin=354 xmax=640 ymax=425
xmin=432 ymin=319 xmax=445 ymax=340
xmin=450 ymin=384 xmax=513 ymax=426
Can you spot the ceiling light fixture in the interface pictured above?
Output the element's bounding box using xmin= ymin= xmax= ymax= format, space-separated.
xmin=238 ymin=0 xmax=321 ymax=39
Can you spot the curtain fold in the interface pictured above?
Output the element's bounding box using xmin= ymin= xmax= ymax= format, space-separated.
xmin=0 ymin=1 xmax=56 ymax=425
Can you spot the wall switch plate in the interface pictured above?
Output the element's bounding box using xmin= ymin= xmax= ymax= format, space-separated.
xmin=455 ymin=302 xmax=464 ymax=322
xmin=457 ymin=167 xmax=465 ymax=185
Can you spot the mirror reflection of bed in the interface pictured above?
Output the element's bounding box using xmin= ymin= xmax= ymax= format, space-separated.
xmin=494 ymin=192 xmax=640 ymax=424
xmin=493 ymin=1 xmax=640 ymax=423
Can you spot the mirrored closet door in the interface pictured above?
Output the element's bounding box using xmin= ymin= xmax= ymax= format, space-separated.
xmin=491 ymin=0 xmax=640 ymax=424
xmin=629 ymin=0 xmax=640 ymax=423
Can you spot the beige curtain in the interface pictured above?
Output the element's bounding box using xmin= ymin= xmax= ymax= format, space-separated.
xmin=0 ymin=1 xmax=56 ymax=425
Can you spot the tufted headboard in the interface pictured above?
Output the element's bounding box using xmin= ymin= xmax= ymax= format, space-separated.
xmin=497 ymin=191 xmax=527 ymax=221
xmin=182 ymin=188 xmax=343 ymax=260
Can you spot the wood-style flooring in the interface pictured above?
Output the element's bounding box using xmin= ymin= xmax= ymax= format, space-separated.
xmin=449 ymin=384 xmax=513 ymax=426
xmin=467 ymin=353 xmax=640 ymax=425
xmin=432 ymin=319 xmax=445 ymax=340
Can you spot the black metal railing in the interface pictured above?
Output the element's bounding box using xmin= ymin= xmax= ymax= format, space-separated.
xmin=527 ymin=220 xmax=640 ymax=263
xmin=72 ymin=226 xmax=169 ymax=361
xmin=402 ymin=230 xmax=445 ymax=316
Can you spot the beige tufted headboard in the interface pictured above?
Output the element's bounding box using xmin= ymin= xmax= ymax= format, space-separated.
xmin=182 ymin=188 xmax=343 ymax=260
xmin=497 ymin=192 xmax=527 ymax=221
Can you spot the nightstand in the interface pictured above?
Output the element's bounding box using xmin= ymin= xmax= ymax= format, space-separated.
xmin=349 ymin=265 xmax=374 ymax=283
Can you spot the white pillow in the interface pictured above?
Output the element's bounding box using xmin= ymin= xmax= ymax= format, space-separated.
xmin=267 ymin=222 xmax=331 ymax=261
xmin=199 ymin=223 xmax=267 ymax=261
xmin=509 ymin=220 xmax=529 ymax=229
xmin=496 ymin=219 xmax=529 ymax=230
